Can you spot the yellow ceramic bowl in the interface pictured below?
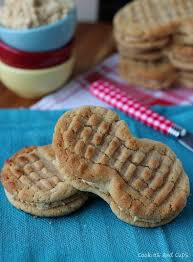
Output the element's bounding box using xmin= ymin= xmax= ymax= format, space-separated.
xmin=0 ymin=56 xmax=74 ymax=99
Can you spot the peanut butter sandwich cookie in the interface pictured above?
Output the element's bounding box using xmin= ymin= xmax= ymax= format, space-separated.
xmin=177 ymin=20 xmax=193 ymax=44
xmin=114 ymin=31 xmax=169 ymax=51
xmin=117 ymin=45 xmax=163 ymax=62
xmin=113 ymin=0 xmax=193 ymax=42
xmin=1 ymin=145 xmax=88 ymax=217
xmin=173 ymin=34 xmax=193 ymax=45
xmin=167 ymin=45 xmax=193 ymax=71
xmin=53 ymin=106 xmax=189 ymax=228
xmin=119 ymin=58 xmax=176 ymax=90
xmin=177 ymin=71 xmax=193 ymax=89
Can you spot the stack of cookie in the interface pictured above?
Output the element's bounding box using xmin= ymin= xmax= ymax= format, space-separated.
xmin=1 ymin=106 xmax=190 ymax=228
xmin=113 ymin=0 xmax=193 ymax=90
xmin=167 ymin=45 xmax=193 ymax=89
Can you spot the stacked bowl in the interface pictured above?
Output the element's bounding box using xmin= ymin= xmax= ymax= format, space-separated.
xmin=0 ymin=4 xmax=76 ymax=98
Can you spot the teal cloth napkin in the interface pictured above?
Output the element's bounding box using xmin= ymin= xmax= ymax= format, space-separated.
xmin=0 ymin=106 xmax=193 ymax=262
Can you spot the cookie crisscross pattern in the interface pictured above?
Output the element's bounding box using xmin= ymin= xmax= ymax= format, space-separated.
xmin=114 ymin=0 xmax=193 ymax=39
xmin=59 ymin=107 xmax=188 ymax=219
xmin=2 ymin=146 xmax=78 ymax=203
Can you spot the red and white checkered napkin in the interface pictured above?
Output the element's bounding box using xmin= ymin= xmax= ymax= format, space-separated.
xmin=31 ymin=54 xmax=193 ymax=110
xmin=90 ymin=80 xmax=176 ymax=135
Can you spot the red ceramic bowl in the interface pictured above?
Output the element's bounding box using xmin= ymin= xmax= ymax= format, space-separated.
xmin=0 ymin=39 xmax=74 ymax=69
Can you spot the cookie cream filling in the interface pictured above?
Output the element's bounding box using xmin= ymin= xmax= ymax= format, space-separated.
xmin=8 ymin=191 xmax=82 ymax=210
xmin=123 ymin=208 xmax=164 ymax=224
xmin=81 ymin=180 xmax=163 ymax=224
xmin=35 ymin=193 xmax=83 ymax=210
xmin=81 ymin=180 xmax=165 ymax=225
xmin=133 ymin=216 xmax=162 ymax=224
xmin=81 ymin=179 xmax=107 ymax=194
xmin=116 ymin=203 xmax=164 ymax=225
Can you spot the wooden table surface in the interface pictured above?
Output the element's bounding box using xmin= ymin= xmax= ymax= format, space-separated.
xmin=0 ymin=22 xmax=115 ymax=108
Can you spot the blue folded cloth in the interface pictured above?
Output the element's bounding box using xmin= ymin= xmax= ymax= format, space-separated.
xmin=0 ymin=106 xmax=193 ymax=262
